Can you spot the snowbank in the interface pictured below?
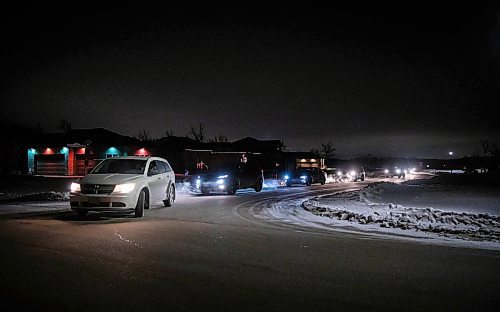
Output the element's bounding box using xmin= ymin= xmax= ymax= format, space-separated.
xmin=302 ymin=181 xmax=500 ymax=244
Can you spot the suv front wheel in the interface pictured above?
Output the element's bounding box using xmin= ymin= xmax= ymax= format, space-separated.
xmin=135 ymin=190 xmax=146 ymax=218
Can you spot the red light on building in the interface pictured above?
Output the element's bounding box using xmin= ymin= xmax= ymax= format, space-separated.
xmin=76 ymin=148 xmax=86 ymax=154
xmin=43 ymin=148 xmax=54 ymax=155
xmin=135 ymin=148 xmax=150 ymax=156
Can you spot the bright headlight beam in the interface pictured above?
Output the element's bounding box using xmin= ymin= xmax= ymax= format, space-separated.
xmin=113 ymin=183 xmax=136 ymax=193
xmin=70 ymin=182 xmax=80 ymax=192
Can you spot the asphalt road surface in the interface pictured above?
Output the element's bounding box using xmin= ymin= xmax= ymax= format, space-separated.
xmin=1 ymin=180 xmax=499 ymax=312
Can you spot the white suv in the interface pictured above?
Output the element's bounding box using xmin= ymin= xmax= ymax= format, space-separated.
xmin=70 ymin=156 xmax=176 ymax=217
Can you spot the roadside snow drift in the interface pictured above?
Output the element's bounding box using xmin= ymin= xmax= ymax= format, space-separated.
xmin=302 ymin=181 xmax=500 ymax=243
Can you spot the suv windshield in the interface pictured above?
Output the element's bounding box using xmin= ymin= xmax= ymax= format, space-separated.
xmin=91 ymin=159 xmax=147 ymax=174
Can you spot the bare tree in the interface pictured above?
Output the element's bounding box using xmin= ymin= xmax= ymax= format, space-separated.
xmin=479 ymin=139 xmax=495 ymax=172
xmin=311 ymin=142 xmax=336 ymax=159
xmin=481 ymin=139 xmax=492 ymax=158
xmin=134 ymin=129 xmax=153 ymax=142
xmin=277 ymin=140 xmax=287 ymax=152
xmin=164 ymin=130 xmax=174 ymax=137
xmin=208 ymin=135 xmax=228 ymax=143
xmin=320 ymin=142 xmax=336 ymax=159
xmin=56 ymin=119 xmax=72 ymax=133
xmin=189 ymin=123 xmax=206 ymax=143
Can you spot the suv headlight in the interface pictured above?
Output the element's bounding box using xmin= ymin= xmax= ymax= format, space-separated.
xmin=70 ymin=182 xmax=81 ymax=193
xmin=113 ymin=183 xmax=136 ymax=193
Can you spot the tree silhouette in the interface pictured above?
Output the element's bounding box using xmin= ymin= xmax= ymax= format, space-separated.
xmin=134 ymin=129 xmax=153 ymax=142
xmin=208 ymin=135 xmax=228 ymax=143
xmin=189 ymin=123 xmax=206 ymax=143
xmin=56 ymin=119 xmax=72 ymax=133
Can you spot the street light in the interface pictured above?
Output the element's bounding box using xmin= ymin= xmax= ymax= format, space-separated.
xmin=448 ymin=151 xmax=453 ymax=173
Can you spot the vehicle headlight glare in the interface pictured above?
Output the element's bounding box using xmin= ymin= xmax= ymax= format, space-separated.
xmin=114 ymin=183 xmax=136 ymax=193
xmin=217 ymin=175 xmax=228 ymax=179
xmin=300 ymin=175 xmax=307 ymax=179
xmin=195 ymin=179 xmax=201 ymax=188
xmin=70 ymin=182 xmax=81 ymax=193
xmin=384 ymin=169 xmax=389 ymax=174
xmin=284 ymin=175 xmax=289 ymax=180
xmin=337 ymin=171 xmax=343 ymax=176
xmin=216 ymin=179 xmax=225 ymax=185
xmin=350 ymin=171 xmax=356 ymax=176
xmin=396 ymin=169 xmax=401 ymax=174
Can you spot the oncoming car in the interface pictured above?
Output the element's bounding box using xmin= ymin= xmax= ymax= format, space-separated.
xmin=191 ymin=164 xmax=264 ymax=195
xmin=384 ymin=167 xmax=406 ymax=179
xmin=70 ymin=156 xmax=176 ymax=217
xmin=285 ymin=167 xmax=326 ymax=186
xmin=336 ymin=166 xmax=365 ymax=182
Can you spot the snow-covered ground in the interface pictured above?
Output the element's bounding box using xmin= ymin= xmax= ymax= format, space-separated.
xmin=263 ymin=174 xmax=500 ymax=250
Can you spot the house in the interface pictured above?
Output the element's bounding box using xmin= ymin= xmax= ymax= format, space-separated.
xmin=26 ymin=128 xmax=148 ymax=176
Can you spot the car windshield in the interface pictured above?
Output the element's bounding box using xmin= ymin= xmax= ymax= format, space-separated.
xmin=91 ymin=159 xmax=146 ymax=174
xmin=294 ymin=169 xmax=310 ymax=175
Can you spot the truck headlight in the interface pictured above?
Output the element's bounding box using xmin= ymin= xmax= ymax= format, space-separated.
xmin=113 ymin=183 xmax=136 ymax=193
xmin=70 ymin=182 xmax=81 ymax=193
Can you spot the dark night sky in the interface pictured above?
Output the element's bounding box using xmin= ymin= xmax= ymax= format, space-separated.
xmin=1 ymin=3 xmax=499 ymax=158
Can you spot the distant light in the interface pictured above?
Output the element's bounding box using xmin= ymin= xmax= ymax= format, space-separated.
xmin=43 ymin=148 xmax=54 ymax=155
xmin=449 ymin=151 xmax=453 ymax=156
xmin=60 ymin=147 xmax=69 ymax=154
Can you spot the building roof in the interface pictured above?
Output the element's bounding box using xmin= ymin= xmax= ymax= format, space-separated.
xmin=32 ymin=128 xmax=141 ymax=146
